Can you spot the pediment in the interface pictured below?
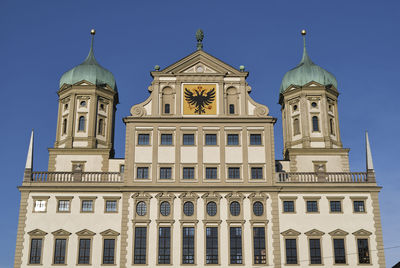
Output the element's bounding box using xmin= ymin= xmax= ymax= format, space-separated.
xmin=281 ymin=229 xmax=301 ymax=236
xmin=76 ymin=229 xmax=96 ymax=236
xmin=156 ymin=50 xmax=246 ymax=77
xmin=225 ymin=192 xmax=245 ymax=200
xmin=155 ymin=192 xmax=176 ymax=200
xmin=303 ymin=81 xmax=324 ymax=88
xmin=179 ymin=192 xmax=199 ymax=199
xmin=28 ymin=229 xmax=47 ymax=236
xmin=51 ymin=229 xmax=72 ymax=236
xmin=100 ymin=229 xmax=120 ymax=237
xmin=352 ymin=229 xmax=372 ymax=236
xmin=132 ymin=192 xmax=152 ymax=200
xmin=201 ymin=192 xmax=222 ymax=200
xmin=305 ymin=229 xmax=325 ymax=237
xmin=329 ymin=229 xmax=349 ymax=236
xmin=248 ymin=192 xmax=268 ymax=200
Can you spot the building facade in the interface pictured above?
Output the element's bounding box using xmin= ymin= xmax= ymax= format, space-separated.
xmin=14 ymin=30 xmax=385 ymax=267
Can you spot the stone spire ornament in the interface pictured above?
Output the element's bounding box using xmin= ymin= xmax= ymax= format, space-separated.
xmin=24 ymin=130 xmax=34 ymax=182
xmin=196 ymin=29 xmax=204 ymax=50
xmin=365 ymin=131 xmax=376 ymax=182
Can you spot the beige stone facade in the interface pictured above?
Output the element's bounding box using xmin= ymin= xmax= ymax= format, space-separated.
xmin=14 ymin=38 xmax=385 ymax=268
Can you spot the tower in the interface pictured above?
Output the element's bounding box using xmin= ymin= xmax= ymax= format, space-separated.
xmin=49 ymin=30 xmax=119 ymax=172
xmin=279 ymin=30 xmax=349 ymax=172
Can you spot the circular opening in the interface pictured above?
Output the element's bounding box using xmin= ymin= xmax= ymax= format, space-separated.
xmin=136 ymin=201 xmax=147 ymax=216
xmin=160 ymin=201 xmax=170 ymax=216
xmin=230 ymin=201 xmax=240 ymax=216
xmin=206 ymin=201 xmax=217 ymax=216
xmin=183 ymin=201 xmax=194 ymax=216
xmin=80 ymin=101 xmax=86 ymax=107
xmin=293 ymin=105 xmax=298 ymax=111
xmin=253 ymin=201 xmax=264 ymax=216
xmin=311 ymin=102 xmax=317 ymax=108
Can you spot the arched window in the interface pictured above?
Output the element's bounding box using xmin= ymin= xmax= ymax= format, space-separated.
xmin=98 ymin=119 xmax=104 ymax=135
xmin=312 ymin=116 xmax=319 ymax=132
xmin=183 ymin=201 xmax=194 ymax=216
xmin=227 ymin=87 xmax=238 ymax=115
xmin=253 ymin=201 xmax=264 ymax=216
xmin=78 ymin=116 xmax=85 ymax=131
xmin=229 ymin=104 xmax=235 ymax=114
xmin=62 ymin=118 xmax=67 ymax=135
xmin=136 ymin=201 xmax=147 ymax=216
xmin=164 ymin=104 xmax=170 ymax=114
xmin=160 ymin=201 xmax=170 ymax=216
xmin=330 ymin=119 xmax=335 ymax=135
xmin=206 ymin=202 xmax=217 ymax=216
xmin=293 ymin=118 xmax=300 ymax=135
xmin=162 ymin=87 xmax=174 ymax=115
xmin=230 ymin=201 xmax=240 ymax=216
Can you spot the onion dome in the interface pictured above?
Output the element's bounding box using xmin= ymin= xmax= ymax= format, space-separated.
xmin=280 ymin=30 xmax=337 ymax=94
xmin=59 ymin=29 xmax=117 ymax=91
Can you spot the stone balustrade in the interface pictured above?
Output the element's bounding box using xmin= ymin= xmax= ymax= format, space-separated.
xmin=276 ymin=172 xmax=370 ymax=183
xmin=27 ymin=171 xmax=122 ymax=183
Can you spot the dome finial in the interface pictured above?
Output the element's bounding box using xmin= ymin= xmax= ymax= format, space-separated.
xmin=84 ymin=28 xmax=97 ymax=64
xmin=299 ymin=29 xmax=312 ymax=65
xmin=196 ymin=29 xmax=204 ymax=50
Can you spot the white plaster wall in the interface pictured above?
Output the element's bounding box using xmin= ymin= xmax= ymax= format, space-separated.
xmin=143 ymin=100 xmax=152 ymax=115
xmin=203 ymin=147 xmax=220 ymax=163
xmin=158 ymin=147 xmax=175 ymax=163
xmin=54 ymin=155 xmax=103 ymax=172
xmin=248 ymin=147 xmax=265 ymax=163
xmin=225 ymin=147 xmax=243 ymax=163
xmin=108 ymin=159 xmax=125 ymax=172
xmin=181 ymin=147 xmax=197 ymax=163
xmin=310 ymin=141 xmax=326 ymax=148
xmin=135 ymin=147 xmax=153 ymax=163
xmin=72 ymin=141 xmax=88 ymax=147
xmin=247 ymin=100 xmax=255 ymax=115
xmin=294 ymin=155 xmax=345 ymax=172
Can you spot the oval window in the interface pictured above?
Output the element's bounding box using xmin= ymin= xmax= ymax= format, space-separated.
xmin=253 ymin=201 xmax=264 ymax=216
xmin=160 ymin=201 xmax=170 ymax=216
xmin=207 ymin=201 xmax=217 ymax=216
xmin=136 ymin=201 xmax=147 ymax=216
xmin=230 ymin=201 xmax=240 ymax=216
xmin=183 ymin=201 xmax=194 ymax=216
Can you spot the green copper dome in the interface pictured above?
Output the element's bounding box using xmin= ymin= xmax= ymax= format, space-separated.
xmin=59 ymin=35 xmax=116 ymax=91
xmin=280 ymin=36 xmax=337 ymax=94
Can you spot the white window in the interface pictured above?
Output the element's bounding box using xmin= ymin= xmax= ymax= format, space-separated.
xmin=34 ymin=200 xmax=46 ymax=212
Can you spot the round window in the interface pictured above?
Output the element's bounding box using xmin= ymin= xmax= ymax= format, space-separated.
xmin=136 ymin=201 xmax=147 ymax=216
xmin=311 ymin=102 xmax=317 ymax=108
xmin=80 ymin=101 xmax=86 ymax=107
xmin=253 ymin=201 xmax=264 ymax=216
xmin=206 ymin=201 xmax=217 ymax=216
xmin=183 ymin=201 xmax=194 ymax=216
xmin=230 ymin=201 xmax=240 ymax=216
xmin=160 ymin=201 xmax=170 ymax=216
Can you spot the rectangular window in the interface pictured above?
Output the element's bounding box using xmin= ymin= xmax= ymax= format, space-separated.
xmin=58 ymin=200 xmax=70 ymax=212
xmin=183 ymin=167 xmax=195 ymax=179
xmin=183 ymin=134 xmax=195 ymax=145
xmin=330 ymin=201 xmax=342 ymax=212
xmin=34 ymin=200 xmax=46 ymax=212
xmin=253 ymin=227 xmax=266 ymax=264
xmin=228 ymin=167 xmax=240 ymax=179
xmin=230 ymin=227 xmax=242 ymax=264
xmin=137 ymin=167 xmax=149 ymax=179
xmin=283 ymin=201 xmax=295 ymax=212
xmin=29 ymin=238 xmax=42 ymax=264
xmin=53 ymin=239 xmax=66 ymax=264
xmin=81 ymin=200 xmax=93 ymax=212
xmin=103 ymin=239 xmax=115 ymax=264
xmin=105 ymin=200 xmax=117 ymax=212
xmin=206 ymin=227 xmax=218 ymax=264
xmin=357 ymin=238 xmax=370 ymax=264
xmin=138 ymin=134 xmax=150 ymax=145
xmin=161 ymin=134 xmax=173 ymax=145
xmin=333 ymin=238 xmax=346 ymax=264
xmin=227 ymin=134 xmax=239 ymax=145
xmin=182 ymin=227 xmax=195 ymax=264
xmin=78 ymin=238 xmax=91 ymax=264
xmin=134 ymin=227 xmax=147 ymax=264
xmin=158 ymin=227 xmax=171 ymax=264
xmin=306 ymin=201 xmax=318 ymax=212
xmin=354 ymin=201 xmax=365 ymax=212
xmin=285 ymin=239 xmax=297 ymax=264
xmin=160 ymin=167 xmax=172 ymax=179
xmin=250 ymin=134 xmax=262 ymax=145
xmin=309 ymin=239 xmax=322 ymax=264
xmin=205 ymin=134 xmax=217 ymax=145
xmin=251 ymin=167 xmax=263 ymax=179
xmin=205 ymin=167 xmax=217 ymax=179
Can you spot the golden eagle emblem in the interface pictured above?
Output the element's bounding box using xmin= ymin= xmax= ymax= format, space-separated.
xmin=184 ymin=87 xmax=216 ymax=114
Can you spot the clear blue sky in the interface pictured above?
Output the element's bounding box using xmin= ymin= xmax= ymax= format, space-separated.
xmin=1 ymin=0 xmax=399 ymax=267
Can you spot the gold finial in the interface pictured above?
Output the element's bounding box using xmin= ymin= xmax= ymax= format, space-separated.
xmin=90 ymin=29 xmax=96 ymax=35
xmin=301 ymin=29 xmax=306 ymax=36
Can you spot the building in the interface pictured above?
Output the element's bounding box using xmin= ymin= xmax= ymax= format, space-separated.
xmin=14 ymin=29 xmax=385 ymax=267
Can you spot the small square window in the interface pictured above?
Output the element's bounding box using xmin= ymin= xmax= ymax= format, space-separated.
xmin=161 ymin=134 xmax=173 ymax=145
xmin=228 ymin=167 xmax=240 ymax=179
xmin=330 ymin=201 xmax=342 ymax=212
xmin=205 ymin=167 xmax=217 ymax=179
xmin=306 ymin=201 xmax=318 ymax=212
xmin=58 ymin=200 xmax=70 ymax=212
xmin=34 ymin=200 xmax=46 ymax=212
xmin=283 ymin=201 xmax=295 ymax=212
xmin=250 ymin=134 xmax=262 ymax=145
xmin=183 ymin=134 xmax=195 ymax=145
xmin=160 ymin=167 xmax=172 ymax=179
xmin=227 ymin=134 xmax=239 ymax=145
xmin=251 ymin=167 xmax=263 ymax=179
xmin=81 ymin=200 xmax=93 ymax=212
xmin=137 ymin=167 xmax=149 ymax=179
xmin=205 ymin=134 xmax=217 ymax=145
xmin=138 ymin=134 xmax=150 ymax=145
xmin=183 ymin=167 xmax=195 ymax=179
xmin=105 ymin=200 xmax=117 ymax=213
xmin=354 ymin=201 xmax=365 ymax=212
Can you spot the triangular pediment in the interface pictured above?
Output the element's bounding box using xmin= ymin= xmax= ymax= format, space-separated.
xmin=100 ymin=229 xmax=120 ymax=236
xmin=281 ymin=229 xmax=301 ymax=236
xmin=305 ymin=229 xmax=325 ymax=237
xmin=352 ymin=229 xmax=372 ymax=236
xmin=329 ymin=229 xmax=349 ymax=236
xmin=76 ymin=229 xmax=96 ymax=236
xmin=201 ymin=192 xmax=222 ymax=200
xmin=155 ymin=50 xmax=246 ymax=77
xmin=51 ymin=229 xmax=72 ymax=236
xmin=28 ymin=229 xmax=47 ymax=236
xmin=179 ymin=192 xmax=199 ymax=199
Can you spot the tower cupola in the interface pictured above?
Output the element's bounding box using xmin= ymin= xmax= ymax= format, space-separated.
xmin=280 ymin=30 xmax=337 ymax=94
xmin=59 ymin=29 xmax=117 ymax=91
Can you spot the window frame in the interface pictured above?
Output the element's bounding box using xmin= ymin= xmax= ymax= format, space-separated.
xmin=103 ymin=197 xmax=121 ymax=213
xmin=100 ymin=229 xmax=119 ymax=265
xmin=137 ymin=133 xmax=151 ymax=146
xmin=51 ymin=229 xmax=71 ymax=265
xmin=182 ymin=166 xmax=196 ymax=180
xmin=229 ymin=226 xmax=243 ymax=264
xmin=28 ymin=229 xmax=47 ymax=265
xmin=158 ymin=226 xmax=172 ymax=264
xmin=159 ymin=166 xmax=173 ymax=180
xmin=356 ymin=238 xmax=371 ymax=265
xmin=327 ymin=197 xmax=344 ymax=214
xmin=252 ymin=226 xmax=267 ymax=265
xmin=56 ymin=196 xmax=74 ymax=213
xmin=76 ymin=230 xmax=95 ymax=265
xmin=227 ymin=166 xmax=241 ymax=180
xmin=280 ymin=196 xmax=297 ymax=214
xmin=351 ymin=197 xmax=368 ymax=213
xmin=136 ymin=166 xmax=150 ymax=180
xmin=332 ymin=238 xmax=347 ymax=264
xmin=226 ymin=133 xmax=240 ymax=146
xmin=304 ymin=197 xmax=321 ymax=214
xmin=205 ymin=166 xmax=218 ymax=180
xmin=160 ymin=133 xmax=174 ymax=146
xmin=79 ymin=196 xmax=97 ymax=213
xmin=311 ymin=115 xmax=320 ymax=132
xmin=182 ymin=133 xmax=195 ymax=146
xmin=204 ymin=133 xmax=218 ymax=146
xmin=250 ymin=167 xmax=264 ymax=180
xmin=78 ymin=115 xmax=86 ymax=132
xmin=182 ymin=226 xmax=196 ymax=265
xmin=32 ymin=196 xmax=50 ymax=213
xmin=133 ymin=226 xmax=148 ymax=264
xmin=249 ymin=133 xmax=263 ymax=146
xmin=205 ymin=226 xmax=219 ymax=265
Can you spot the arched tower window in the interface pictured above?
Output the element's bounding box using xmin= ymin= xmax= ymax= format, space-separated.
xmin=164 ymin=103 xmax=170 ymax=114
xmin=78 ymin=116 xmax=85 ymax=131
xmin=226 ymin=87 xmax=238 ymax=115
xmin=312 ymin=116 xmax=319 ymax=132
xmin=229 ymin=104 xmax=235 ymax=114
xmin=98 ymin=119 xmax=104 ymax=135
xmin=162 ymin=87 xmax=174 ymax=115
xmin=293 ymin=118 xmax=300 ymax=135
xmin=330 ymin=118 xmax=335 ymax=135
xmin=62 ymin=118 xmax=67 ymax=135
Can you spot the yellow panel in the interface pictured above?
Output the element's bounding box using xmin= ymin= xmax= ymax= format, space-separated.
xmin=183 ymin=84 xmax=217 ymax=115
